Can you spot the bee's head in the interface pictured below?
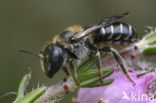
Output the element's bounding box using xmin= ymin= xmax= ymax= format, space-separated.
xmin=40 ymin=45 xmax=66 ymax=78
xmin=20 ymin=44 xmax=66 ymax=78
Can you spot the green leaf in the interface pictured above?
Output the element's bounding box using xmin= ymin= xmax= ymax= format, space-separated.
xmin=144 ymin=32 xmax=156 ymax=45
xmin=78 ymin=58 xmax=96 ymax=73
xmin=13 ymin=73 xmax=31 ymax=103
xmin=78 ymin=55 xmax=106 ymax=73
xmin=18 ymin=86 xmax=46 ymax=103
xmin=144 ymin=32 xmax=154 ymax=40
xmin=84 ymin=79 xmax=114 ymax=87
xmin=79 ymin=68 xmax=114 ymax=87
xmin=143 ymin=45 xmax=156 ymax=55
xmin=77 ymin=68 xmax=113 ymax=82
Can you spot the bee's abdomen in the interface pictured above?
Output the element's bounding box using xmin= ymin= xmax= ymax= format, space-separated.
xmin=93 ymin=22 xmax=138 ymax=44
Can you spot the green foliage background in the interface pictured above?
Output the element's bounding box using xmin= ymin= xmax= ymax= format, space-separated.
xmin=0 ymin=0 xmax=156 ymax=103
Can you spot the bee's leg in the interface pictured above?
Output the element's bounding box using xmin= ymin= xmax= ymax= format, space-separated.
xmin=69 ymin=62 xmax=80 ymax=86
xmin=137 ymin=69 xmax=154 ymax=77
xmin=137 ymin=71 xmax=149 ymax=77
xmin=99 ymin=47 xmax=136 ymax=85
xmin=95 ymin=51 xmax=103 ymax=84
xmin=63 ymin=67 xmax=70 ymax=76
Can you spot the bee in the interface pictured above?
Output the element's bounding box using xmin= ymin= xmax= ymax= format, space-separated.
xmin=20 ymin=12 xmax=137 ymax=86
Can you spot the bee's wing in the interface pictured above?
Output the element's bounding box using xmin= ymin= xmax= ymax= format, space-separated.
xmin=74 ymin=12 xmax=130 ymax=40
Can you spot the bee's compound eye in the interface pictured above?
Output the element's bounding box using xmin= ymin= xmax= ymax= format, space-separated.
xmin=41 ymin=45 xmax=66 ymax=78
xmin=60 ymin=30 xmax=72 ymax=39
xmin=69 ymin=36 xmax=77 ymax=43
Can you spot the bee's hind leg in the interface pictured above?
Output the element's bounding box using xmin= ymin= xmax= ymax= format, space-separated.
xmin=99 ymin=47 xmax=136 ymax=86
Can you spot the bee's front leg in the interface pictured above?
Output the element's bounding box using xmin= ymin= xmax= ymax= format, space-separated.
xmin=63 ymin=67 xmax=70 ymax=76
xmin=69 ymin=62 xmax=80 ymax=86
xmin=99 ymin=47 xmax=136 ymax=85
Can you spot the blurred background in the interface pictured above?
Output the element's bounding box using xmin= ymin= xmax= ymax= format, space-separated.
xmin=0 ymin=0 xmax=156 ymax=102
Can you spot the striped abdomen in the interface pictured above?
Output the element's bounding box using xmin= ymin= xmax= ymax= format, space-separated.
xmin=93 ymin=22 xmax=138 ymax=44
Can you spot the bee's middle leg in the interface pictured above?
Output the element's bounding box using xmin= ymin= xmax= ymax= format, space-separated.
xmin=95 ymin=51 xmax=103 ymax=84
xmin=99 ymin=47 xmax=136 ymax=85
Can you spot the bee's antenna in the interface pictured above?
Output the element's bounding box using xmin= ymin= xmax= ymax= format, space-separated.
xmin=19 ymin=49 xmax=44 ymax=60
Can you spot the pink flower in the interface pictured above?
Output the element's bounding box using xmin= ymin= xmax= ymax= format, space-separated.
xmin=77 ymin=71 xmax=156 ymax=103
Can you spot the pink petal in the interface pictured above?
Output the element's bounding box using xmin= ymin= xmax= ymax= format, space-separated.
xmin=77 ymin=71 xmax=156 ymax=103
